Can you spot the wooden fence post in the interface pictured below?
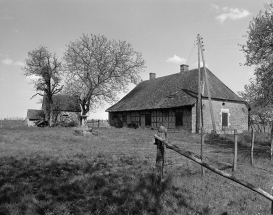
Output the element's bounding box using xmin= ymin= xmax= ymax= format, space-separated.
xmin=251 ymin=129 xmax=255 ymax=166
xmin=201 ymin=127 xmax=205 ymax=176
xmin=155 ymin=126 xmax=167 ymax=186
xmin=98 ymin=120 xmax=100 ymax=128
xmin=270 ymin=125 xmax=273 ymax=161
xmin=233 ymin=129 xmax=238 ymax=172
xmin=270 ymin=140 xmax=273 ymax=162
xmin=271 ymin=187 xmax=273 ymax=215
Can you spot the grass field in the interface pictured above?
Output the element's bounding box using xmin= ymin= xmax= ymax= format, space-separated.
xmin=0 ymin=125 xmax=273 ymax=215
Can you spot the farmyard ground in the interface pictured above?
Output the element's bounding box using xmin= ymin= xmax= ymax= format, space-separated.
xmin=0 ymin=125 xmax=272 ymax=214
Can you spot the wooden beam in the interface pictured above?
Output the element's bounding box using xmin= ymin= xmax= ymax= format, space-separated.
xmin=154 ymin=134 xmax=273 ymax=202
xmin=197 ymin=34 xmax=202 ymax=133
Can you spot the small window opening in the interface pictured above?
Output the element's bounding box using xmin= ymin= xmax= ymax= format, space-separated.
xmin=222 ymin=112 xmax=228 ymax=127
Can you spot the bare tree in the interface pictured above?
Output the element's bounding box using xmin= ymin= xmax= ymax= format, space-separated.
xmin=23 ymin=46 xmax=63 ymax=126
xmin=63 ymin=34 xmax=146 ymax=115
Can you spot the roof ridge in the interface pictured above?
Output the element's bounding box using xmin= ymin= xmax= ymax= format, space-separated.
xmin=146 ymin=67 xmax=199 ymax=81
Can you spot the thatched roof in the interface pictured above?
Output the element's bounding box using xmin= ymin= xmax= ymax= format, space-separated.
xmin=27 ymin=109 xmax=45 ymax=120
xmin=106 ymin=67 xmax=244 ymax=112
xmin=43 ymin=94 xmax=81 ymax=112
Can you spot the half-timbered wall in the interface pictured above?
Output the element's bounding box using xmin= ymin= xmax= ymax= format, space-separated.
xmin=108 ymin=106 xmax=193 ymax=130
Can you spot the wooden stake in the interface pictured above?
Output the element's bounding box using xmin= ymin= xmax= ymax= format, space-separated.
xmin=155 ymin=126 xmax=167 ymax=186
xmin=270 ymin=125 xmax=273 ymax=161
xmin=233 ymin=129 xmax=238 ymax=172
xmin=251 ymin=129 xmax=255 ymax=166
xmin=271 ymin=187 xmax=273 ymax=215
xmin=201 ymin=127 xmax=205 ymax=176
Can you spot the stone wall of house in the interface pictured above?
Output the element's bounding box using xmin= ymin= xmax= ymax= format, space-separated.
xmin=199 ymin=99 xmax=248 ymax=133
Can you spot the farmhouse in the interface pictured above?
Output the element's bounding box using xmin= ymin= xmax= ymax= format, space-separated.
xmin=106 ymin=65 xmax=249 ymax=133
xmin=42 ymin=94 xmax=81 ymax=126
xmin=26 ymin=109 xmax=45 ymax=127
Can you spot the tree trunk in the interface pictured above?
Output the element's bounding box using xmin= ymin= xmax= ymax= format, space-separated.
xmin=80 ymin=103 xmax=89 ymax=126
xmin=47 ymin=97 xmax=54 ymax=127
xmin=81 ymin=103 xmax=89 ymax=116
xmin=49 ymin=104 xmax=54 ymax=126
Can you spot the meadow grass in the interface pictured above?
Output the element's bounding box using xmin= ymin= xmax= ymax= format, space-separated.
xmin=0 ymin=126 xmax=272 ymax=214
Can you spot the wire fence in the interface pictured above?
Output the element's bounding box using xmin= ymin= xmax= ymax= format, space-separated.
xmin=0 ymin=118 xmax=26 ymax=128
xmin=87 ymin=119 xmax=110 ymax=128
xmin=249 ymin=123 xmax=272 ymax=133
xmin=153 ymin=127 xmax=273 ymax=211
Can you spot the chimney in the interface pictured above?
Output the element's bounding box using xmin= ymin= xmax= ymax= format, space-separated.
xmin=149 ymin=73 xmax=156 ymax=80
xmin=180 ymin=64 xmax=189 ymax=73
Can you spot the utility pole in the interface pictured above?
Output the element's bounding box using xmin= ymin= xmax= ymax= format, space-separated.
xmin=196 ymin=34 xmax=202 ymax=133
xmin=199 ymin=36 xmax=217 ymax=133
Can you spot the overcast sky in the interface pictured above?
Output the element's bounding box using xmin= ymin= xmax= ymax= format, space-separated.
xmin=0 ymin=0 xmax=269 ymax=119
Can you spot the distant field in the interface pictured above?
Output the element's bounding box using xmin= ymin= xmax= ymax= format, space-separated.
xmin=0 ymin=119 xmax=25 ymax=128
xmin=0 ymin=126 xmax=272 ymax=214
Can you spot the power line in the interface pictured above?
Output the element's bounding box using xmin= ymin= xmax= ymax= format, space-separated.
xmin=205 ymin=39 xmax=245 ymax=43
xmin=203 ymin=34 xmax=245 ymax=39
xmin=205 ymin=48 xmax=241 ymax=51
xmin=186 ymin=41 xmax=196 ymax=65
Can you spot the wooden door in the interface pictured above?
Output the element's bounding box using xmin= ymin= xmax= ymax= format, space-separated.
xmin=145 ymin=114 xmax=151 ymax=126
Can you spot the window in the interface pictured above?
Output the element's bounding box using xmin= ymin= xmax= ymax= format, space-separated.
xmin=145 ymin=114 xmax=151 ymax=126
xmin=222 ymin=112 xmax=228 ymax=127
xmin=221 ymin=109 xmax=230 ymax=129
xmin=175 ymin=112 xmax=183 ymax=126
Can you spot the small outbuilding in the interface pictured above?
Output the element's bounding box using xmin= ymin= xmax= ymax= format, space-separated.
xmin=42 ymin=94 xmax=81 ymax=126
xmin=106 ymin=65 xmax=249 ymax=133
xmin=26 ymin=109 xmax=45 ymax=127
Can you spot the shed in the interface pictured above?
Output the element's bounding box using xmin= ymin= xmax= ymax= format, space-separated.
xmin=26 ymin=109 xmax=45 ymax=127
xmin=42 ymin=94 xmax=81 ymax=126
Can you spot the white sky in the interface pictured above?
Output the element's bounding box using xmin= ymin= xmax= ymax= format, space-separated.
xmin=0 ymin=0 xmax=269 ymax=119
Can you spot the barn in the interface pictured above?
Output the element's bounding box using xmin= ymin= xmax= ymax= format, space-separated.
xmin=42 ymin=94 xmax=81 ymax=126
xmin=26 ymin=109 xmax=45 ymax=127
xmin=106 ymin=65 xmax=249 ymax=133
